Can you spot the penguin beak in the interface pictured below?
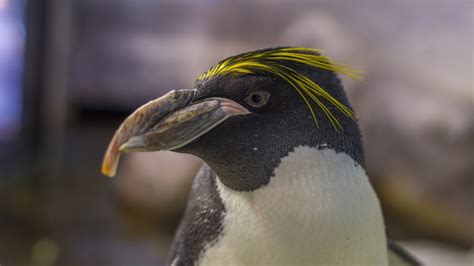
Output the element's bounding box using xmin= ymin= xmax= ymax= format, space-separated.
xmin=101 ymin=89 xmax=250 ymax=177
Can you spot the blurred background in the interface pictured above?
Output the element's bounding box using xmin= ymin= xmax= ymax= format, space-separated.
xmin=0 ymin=0 xmax=473 ymax=265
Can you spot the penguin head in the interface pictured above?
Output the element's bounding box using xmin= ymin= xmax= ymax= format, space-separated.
xmin=101 ymin=47 xmax=365 ymax=191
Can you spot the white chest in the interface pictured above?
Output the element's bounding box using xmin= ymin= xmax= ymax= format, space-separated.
xmin=197 ymin=147 xmax=388 ymax=266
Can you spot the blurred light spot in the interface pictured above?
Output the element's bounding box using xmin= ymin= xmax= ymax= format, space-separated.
xmin=0 ymin=0 xmax=8 ymax=10
xmin=0 ymin=0 xmax=24 ymax=141
xmin=31 ymin=238 xmax=60 ymax=266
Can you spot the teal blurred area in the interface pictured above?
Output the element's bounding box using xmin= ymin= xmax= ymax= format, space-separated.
xmin=0 ymin=0 xmax=472 ymax=265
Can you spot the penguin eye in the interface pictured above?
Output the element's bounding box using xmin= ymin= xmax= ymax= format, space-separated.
xmin=245 ymin=91 xmax=270 ymax=108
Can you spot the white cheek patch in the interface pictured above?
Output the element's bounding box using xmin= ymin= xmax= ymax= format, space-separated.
xmin=197 ymin=146 xmax=388 ymax=266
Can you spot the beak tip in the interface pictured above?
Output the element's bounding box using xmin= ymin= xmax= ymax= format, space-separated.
xmin=101 ymin=149 xmax=120 ymax=178
xmin=101 ymin=135 xmax=145 ymax=179
xmin=101 ymin=162 xmax=117 ymax=178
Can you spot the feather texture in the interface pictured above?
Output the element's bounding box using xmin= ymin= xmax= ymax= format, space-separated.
xmin=197 ymin=47 xmax=362 ymax=130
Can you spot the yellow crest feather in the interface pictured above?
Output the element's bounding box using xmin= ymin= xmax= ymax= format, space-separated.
xmin=197 ymin=47 xmax=363 ymax=130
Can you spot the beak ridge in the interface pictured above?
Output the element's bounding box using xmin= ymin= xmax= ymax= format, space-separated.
xmin=101 ymin=90 xmax=249 ymax=178
xmin=101 ymin=89 xmax=195 ymax=177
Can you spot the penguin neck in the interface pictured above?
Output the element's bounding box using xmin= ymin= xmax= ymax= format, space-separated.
xmin=198 ymin=146 xmax=388 ymax=265
xmin=185 ymin=118 xmax=366 ymax=192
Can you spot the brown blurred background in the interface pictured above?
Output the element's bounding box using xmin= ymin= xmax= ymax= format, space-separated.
xmin=0 ymin=0 xmax=473 ymax=265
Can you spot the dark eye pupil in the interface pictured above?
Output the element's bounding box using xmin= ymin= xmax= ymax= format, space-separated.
xmin=251 ymin=93 xmax=262 ymax=103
